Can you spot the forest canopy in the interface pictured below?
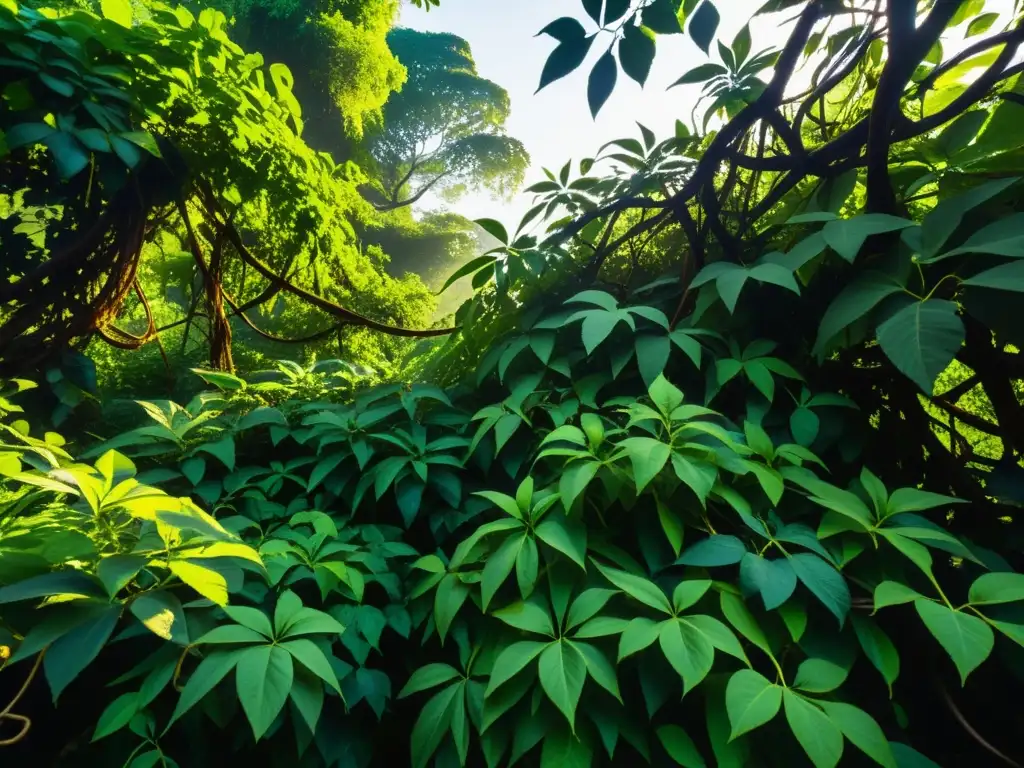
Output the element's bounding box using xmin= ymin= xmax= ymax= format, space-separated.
xmin=3 ymin=1 xmax=1024 ymax=767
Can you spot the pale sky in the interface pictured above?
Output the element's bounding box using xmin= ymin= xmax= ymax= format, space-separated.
xmin=399 ymin=0 xmax=768 ymax=225
xmin=398 ymin=0 xmax=1016 ymax=231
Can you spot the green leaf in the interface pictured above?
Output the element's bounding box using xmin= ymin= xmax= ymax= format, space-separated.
xmin=587 ymin=50 xmax=618 ymax=117
xmin=657 ymin=498 xmax=685 ymax=557
xmin=541 ymin=723 xmax=593 ymax=766
xmin=657 ymin=724 xmax=706 ymax=767
xmin=439 ymin=256 xmax=497 ymax=293
xmin=725 ymin=669 xmax=781 ymax=739
xmin=473 ymin=490 xmax=523 ymax=519
xmin=536 ymin=511 xmax=588 ymax=568
xmin=937 ymin=212 xmax=1024 ymax=260
xmin=678 ymin=535 xmax=747 ymax=567
xmin=851 ymin=614 xmax=900 ymax=692
xmin=963 ymin=260 xmax=1024 ymax=292
xmin=279 ymin=606 xmax=345 ymax=637
xmin=517 ymin=535 xmax=540 ymax=599
xmin=195 ymin=435 xmax=236 ymax=472
xmin=487 ymin=641 xmax=547 ymax=695
xmin=435 ymin=573 xmax=471 ymax=641
xmin=482 ymin=533 xmax=523 ymax=610
xmin=575 ymin=640 xmax=621 ymax=701
xmin=818 ymin=701 xmax=897 ymax=768
xmin=814 ymin=271 xmax=905 ymax=355
xmin=194 ymin=625 xmax=266 ymax=645
xmin=0 ymin=570 xmax=104 ymax=604
xmin=877 ymin=299 xmax=964 ymax=394
xmin=289 ymin=666 xmax=323 ymax=734
xmin=594 ymin=561 xmax=672 ymax=614
xmin=281 ymin=639 xmax=340 ymax=694
xmin=620 ymin=436 xmax=671 ymax=493
xmin=618 ymin=617 xmax=661 ymax=660
xmin=581 ymin=311 xmax=621 ymax=354
xmin=808 ymin=486 xmax=874 ymax=530
xmin=783 ymin=689 xmax=844 ymax=768
xmin=966 ymin=11 xmax=998 ymax=36
xmin=687 ymin=0 xmax=720 ymax=53
xmin=914 ymin=599 xmax=993 ymax=685
xmin=165 ymin=650 xmax=243 ymax=730
xmin=400 ymin=664 xmax=462 ymax=700
xmin=410 ymin=683 xmax=460 ymax=768
xmin=822 ymin=215 xmax=915 ymax=263
xmin=44 ymin=607 xmax=120 ymax=701
xmin=97 ymin=555 xmax=146 ymax=597
xmin=636 ymin=334 xmax=671 ymax=389
xmin=236 ymin=645 xmax=293 ymax=740
xmin=720 ymin=591 xmax=771 ymax=656
xmin=538 ymin=639 xmax=587 ymax=728
xmin=890 ymin=742 xmax=942 ymax=767
xmin=475 ymin=218 xmax=509 ymax=244
xmin=620 ymin=24 xmax=656 ymax=86
xmin=873 ymin=581 xmax=924 ymax=610
xmin=658 ymin=618 xmax=715 ymax=693
xmin=739 ymin=554 xmax=796 ymax=610
xmin=560 ymin=460 xmax=600 ymax=511
xmin=237 ymin=407 xmax=287 ymax=431
xmin=793 ymin=657 xmax=847 ymax=693
xmin=671 ymin=62 xmax=728 ymax=87
xmin=493 ymin=598 xmax=555 ymax=636
xmin=969 ymin=572 xmax=1024 ymax=606
xmin=5 ymin=123 xmax=55 ymax=150
xmin=644 ymin=0 xmax=684 ymax=34
xmin=789 ymin=407 xmax=820 ymax=446
xmin=566 ymin=588 xmax=618 ymax=631
xmin=100 ymin=0 xmax=132 ymax=27
xmin=93 ymin=692 xmax=139 ymax=741
xmin=685 ymin=614 xmax=749 ymax=663
xmin=672 ymin=579 xmax=712 ymax=613
xmin=790 ymin=554 xmax=850 ymax=627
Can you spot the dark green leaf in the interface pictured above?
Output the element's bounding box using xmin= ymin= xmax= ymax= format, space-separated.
xmin=851 ymin=614 xmax=900 ymax=692
xmin=539 ymin=32 xmax=595 ymax=92
xmin=813 ymin=271 xmax=905 ymax=355
xmin=399 ymin=663 xmax=461 ymax=699
xmin=587 ymin=49 xmax=618 ymax=118
xmin=657 ymin=724 xmax=706 ymax=766
xmin=783 ymin=689 xmax=843 ymax=768
xmin=236 ymin=645 xmax=293 ymax=740
xmin=914 ymin=599 xmax=993 ymax=685
xmin=739 ymin=554 xmax=796 ymax=610
xmin=410 ymin=683 xmax=459 ymax=768
xmin=822 ymin=215 xmax=914 ymax=263
xmin=687 ymin=0 xmax=720 ymax=53
xmin=644 ymin=0 xmax=684 ymax=34
xmin=790 ymin=554 xmax=851 ymax=627
xmin=678 ymin=535 xmax=747 ymax=567
xmin=44 ymin=607 xmax=120 ymax=701
xmin=620 ymin=24 xmax=657 ymax=86
xmin=963 ymin=260 xmax=1024 ymax=292
xmin=876 ymin=300 xmax=964 ymax=395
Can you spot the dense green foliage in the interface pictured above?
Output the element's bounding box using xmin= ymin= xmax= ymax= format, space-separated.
xmin=362 ymin=28 xmax=530 ymax=210
xmin=4 ymin=0 xmax=1024 ymax=766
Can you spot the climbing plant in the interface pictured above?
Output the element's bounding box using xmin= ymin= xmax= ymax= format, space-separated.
xmin=4 ymin=0 xmax=1024 ymax=767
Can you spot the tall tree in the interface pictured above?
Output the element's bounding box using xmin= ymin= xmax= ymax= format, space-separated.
xmin=362 ymin=28 xmax=530 ymax=210
xmin=194 ymin=0 xmax=408 ymax=155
